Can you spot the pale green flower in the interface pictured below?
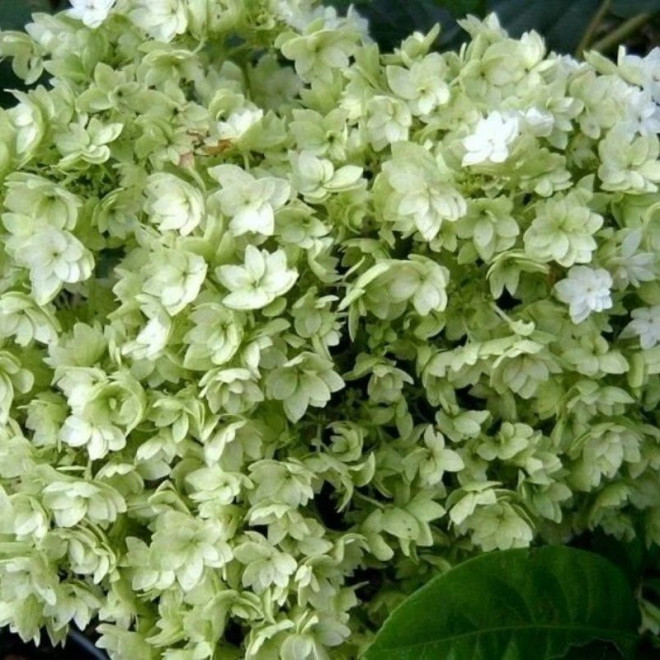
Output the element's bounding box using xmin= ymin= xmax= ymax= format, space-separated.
xmin=216 ymin=245 xmax=297 ymax=310
xmin=467 ymin=501 xmax=534 ymax=551
xmin=0 ymin=3 xmax=659 ymax=656
xmin=199 ymin=367 xmax=264 ymax=414
xmin=598 ymin=126 xmax=660 ymax=192
xmin=11 ymin=228 xmax=94 ymax=305
xmin=277 ymin=23 xmax=359 ymax=84
xmin=46 ymin=322 xmax=106 ymax=367
xmin=234 ymin=532 xmax=297 ymax=593
xmin=150 ymin=511 xmax=232 ymax=591
xmin=456 ymin=196 xmax=519 ymax=263
xmin=249 ymin=459 xmax=315 ymax=509
xmin=3 ymin=173 xmax=81 ymax=230
xmin=402 ymin=426 xmax=464 ymax=487
xmin=60 ymin=416 xmax=125 ymax=460
xmin=386 ymin=53 xmax=450 ymax=116
xmin=476 ymin=422 xmax=539 ymax=461
xmin=524 ymin=188 xmax=603 ymax=266
xmin=42 ymin=479 xmax=126 ymax=527
xmin=290 ymin=108 xmax=349 ymax=159
xmin=128 ymin=0 xmax=187 ymax=42
xmin=55 ymin=116 xmax=123 ymax=167
xmin=365 ymin=96 xmax=412 ymax=151
xmin=0 ymin=351 xmax=33 ymax=423
xmin=121 ymin=310 xmax=172 ymax=361
xmin=290 ymin=151 xmax=363 ymax=202
xmin=142 ymin=248 xmax=207 ymax=315
xmin=183 ymin=302 xmax=243 ymax=370
xmin=0 ymin=31 xmax=43 ymax=85
xmin=7 ymin=94 xmax=46 ymax=158
xmin=215 ymin=106 xmax=263 ymax=142
xmin=209 ymin=164 xmax=290 ymax=236
xmin=378 ymin=143 xmax=466 ymax=240
xmin=265 ymin=352 xmax=344 ymax=422
xmin=144 ymin=172 xmax=204 ymax=236
xmin=0 ymin=292 xmax=60 ymax=345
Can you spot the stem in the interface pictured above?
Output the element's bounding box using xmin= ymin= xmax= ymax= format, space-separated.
xmin=576 ymin=0 xmax=611 ymax=57
xmin=590 ymin=13 xmax=652 ymax=55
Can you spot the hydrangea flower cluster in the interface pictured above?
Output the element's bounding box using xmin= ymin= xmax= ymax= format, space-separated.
xmin=0 ymin=1 xmax=659 ymax=657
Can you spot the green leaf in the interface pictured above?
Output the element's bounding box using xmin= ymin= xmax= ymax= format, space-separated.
xmin=571 ymin=530 xmax=646 ymax=590
xmin=364 ymin=546 xmax=641 ymax=660
xmin=610 ymin=0 xmax=660 ymax=18
xmin=328 ymin=0 xmax=604 ymax=55
xmin=562 ymin=639 xmax=625 ymax=659
xmin=441 ymin=0 xmax=488 ymax=18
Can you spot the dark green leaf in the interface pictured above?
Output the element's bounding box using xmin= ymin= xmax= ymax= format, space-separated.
xmin=571 ymin=530 xmax=645 ymax=590
xmin=331 ymin=0 xmax=604 ymax=55
xmin=611 ymin=0 xmax=660 ymax=19
xmin=364 ymin=546 xmax=641 ymax=660
xmin=562 ymin=639 xmax=625 ymax=659
xmin=440 ymin=0 xmax=488 ymax=18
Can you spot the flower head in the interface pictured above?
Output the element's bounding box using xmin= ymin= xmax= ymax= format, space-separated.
xmin=68 ymin=0 xmax=115 ymax=29
xmin=462 ymin=111 xmax=520 ymax=166
xmin=554 ymin=266 xmax=613 ymax=323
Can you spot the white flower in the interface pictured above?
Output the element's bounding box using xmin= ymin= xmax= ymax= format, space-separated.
xmin=144 ymin=173 xmax=204 ymax=236
xmin=519 ymin=107 xmax=554 ymax=137
xmin=122 ymin=311 xmax=171 ymax=361
xmin=60 ymin=415 xmax=125 ymax=460
xmin=142 ymin=250 xmax=207 ymax=316
xmin=622 ymin=87 xmax=660 ymax=136
xmin=366 ymin=96 xmax=412 ymax=151
xmin=625 ymin=306 xmax=660 ymax=349
xmin=216 ymin=246 xmax=298 ymax=310
xmin=619 ymin=47 xmax=660 ymax=102
xmin=16 ymin=229 xmax=94 ymax=305
xmin=554 ymin=266 xmax=613 ymax=324
xmin=462 ymin=111 xmax=520 ymax=166
xmin=68 ymin=0 xmax=115 ymax=29
xmin=386 ymin=53 xmax=450 ymax=116
xmin=216 ymin=108 xmax=263 ymax=141
xmin=128 ymin=0 xmax=187 ymax=42
xmin=208 ymin=164 xmax=290 ymax=237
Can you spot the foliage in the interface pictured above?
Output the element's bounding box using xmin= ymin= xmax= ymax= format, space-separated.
xmin=365 ymin=546 xmax=640 ymax=659
xmin=0 ymin=1 xmax=658 ymax=659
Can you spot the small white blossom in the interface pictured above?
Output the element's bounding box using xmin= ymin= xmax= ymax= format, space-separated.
xmin=68 ymin=0 xmax=116 ymax=29
xmin=620 ymin=46 xmax=660 ymax=101
xmin=366 ymin=96 xmax=412 ymax=151
xmin=622 ymin=87 xmax=660 ymax=136
xmin=144 ymin=173 xmax=204 ymax=236
xmin=554 ymin=266 xmax=613 ymax=324
xmin=16 ymin=229 xmax=94 ymax=305
xmin=216 ymin=246 xmax=298 ymax=310
xmin=216 ymin=108 xmax=263 ymax=141
xmin=462 ymin=111 xmax=520 ymax=166
xmin=209 ymin=164 xmax=290 ymax=236
xmin=128 ymin=0 xmax=187 ymax=42
xmin=625 ymin=306 xmax=660 ymax=349
xmin=519 ymin=107 xmax=554 ymax=137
